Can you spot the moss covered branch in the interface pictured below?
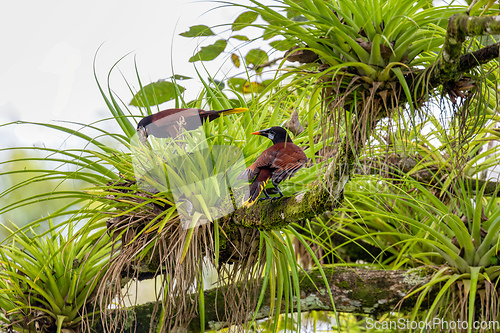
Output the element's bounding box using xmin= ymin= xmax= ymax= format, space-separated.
xmin=94 ymin=267 xmax=433 ymax=333
xmin=458 ymin=41 xmax=500 ymax=72
xmin=355 ymin=156 xmax=500 ymax=196
xmin=227 ymin=182 xmax=336 ymax=230
xmin=432 ymin=13 xmax=500 ymax=82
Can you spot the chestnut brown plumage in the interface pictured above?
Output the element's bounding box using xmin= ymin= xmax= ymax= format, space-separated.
xmin=238 ymin=126 xmax=307 ymax=207
xmin=136 ymin=107 xmax=247 ymax=142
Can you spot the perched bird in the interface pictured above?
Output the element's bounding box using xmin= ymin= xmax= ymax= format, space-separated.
xmin=136 ymin=107 xmax=247 ymax=143
xmin=238 ymin=126 xmax=307 ymax=207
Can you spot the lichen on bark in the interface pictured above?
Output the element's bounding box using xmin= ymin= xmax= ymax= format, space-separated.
xmin=93 ymin=267 xmax=434 ymax=333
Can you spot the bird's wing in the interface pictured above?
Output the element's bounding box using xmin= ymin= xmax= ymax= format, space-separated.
xmin=237 ymin=149 xmax=279 ymax=181
xmin=270 ymin=146 xmax=306 ymax=184
xmin=237 ymin=167 xmax=257 ymax=181
xmin=139 ymin=108 xmax=204 ymax=138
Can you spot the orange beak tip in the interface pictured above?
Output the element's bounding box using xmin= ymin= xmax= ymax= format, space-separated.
xmin=251 ymin=131 xmax=260 ymax=135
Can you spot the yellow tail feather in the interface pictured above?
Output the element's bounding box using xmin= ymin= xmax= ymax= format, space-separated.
xmin=220 ymin=107 xmax=248 ymax=115
xmin=242 ymin=179 xmax=267 ymax=207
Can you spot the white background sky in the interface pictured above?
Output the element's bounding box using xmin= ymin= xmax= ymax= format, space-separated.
xmin=0 ymin=0 xmax=271 ymax=150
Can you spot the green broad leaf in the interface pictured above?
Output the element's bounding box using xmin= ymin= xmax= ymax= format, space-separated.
xmin=269 ymin=39 xmax=297 ymax=52
xmin=260 ymin=12 xmax=278 ymax=25
xmin=242 ymin=81 xmax=265 ymax=94
xmin=179 ymin=25 xmax=215 ymax=37
xmin=227 ymin=78 xmax=272 ymax=94
xmin=171 ymin=74 xmax=192 ymax=80
xmin=285 ymin=7 xmax=303 ymax=19
xmin=230 ymin=35 xmax=250 ymax=41
xmin=231 ymin=53 xmax=241 ymax=68
xmin=189 ymin=39 xmax=227 ymax=62
xmin=227 ymin=78 xmax=246 ymax=91
xmin=210 ymin=78 xmax=225 ymax=90
xmin=232 ymin=11 xmax=259 ymax=31
xmin=290 ymin=15 xmax=308 ymax=22
xmin=245 ymin=48 xmax=268 ymax=72
xmin=129 ymin=80 xmax=185 ymax=107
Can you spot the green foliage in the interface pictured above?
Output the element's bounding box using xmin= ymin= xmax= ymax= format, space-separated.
xmin=245 ymin=48 xmax=269 ymax=73
xmin=92 ymin=56 xmax=336 ymax=331
xmin=0 ymin=220 xmax=113 ymax=333
xmin=317 ymin=113 xmax=500 ymax=329
xmin=129 ymin=80 xmax=186 ymax=107
xmin=232 ymin=11 xmax=259 ymax=31
xmin=0 ymin=149 xmax=84 ymax=238
xmin=179 ymin=25 xmax=215 ymax=37
xmin=3 ymin=0 xmax=500 ymax=332
xmin=189 ymin=39 xmax=228 ymax=62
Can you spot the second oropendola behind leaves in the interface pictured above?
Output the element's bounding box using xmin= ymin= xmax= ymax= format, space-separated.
xmin=136 ymin=107 xmax=247 ymax=143
xmin=238 ymin=126 xmax=307 ymax=207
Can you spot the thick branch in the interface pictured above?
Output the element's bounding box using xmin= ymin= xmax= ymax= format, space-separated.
xmin=222 ymin=154 xmax=500 ymax=231
xmin=355 ymin=156 xmax=500 ymax=196
xmin=432 ymin=14 xmax=500 ymax=82
xmin=94 ymin=267 xmax=432 ymax=333
xmin=226 ymin=182 xmax=338 ymax=230
xmin=458 ymin=41 xmax=500 ymax=73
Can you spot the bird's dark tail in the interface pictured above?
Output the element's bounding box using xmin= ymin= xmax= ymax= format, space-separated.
xmin=218 ymin=107 xmax=248 ymax=115
xmin=204 ymin=108 xmax=248 ymax=122
xmin=242 ymin=169 xmax=271 ymax=207
xmin=243 ymin=179 xmax=268 ymax=207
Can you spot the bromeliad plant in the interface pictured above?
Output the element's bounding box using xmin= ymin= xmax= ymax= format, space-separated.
xmin=91 ymin=56 xmax=337 ymax=332
xmin=0 ymin=219 xmax=114 ymax=333
xmin=327 ymin=174 xmax=500 ymax=330
xmin=193 ymin=0 xmax=468 ymax=128
xmin=403 ymin=180 xmax=500 ymax=329
xmin=189 ymin=0 xmax=499 ymax=188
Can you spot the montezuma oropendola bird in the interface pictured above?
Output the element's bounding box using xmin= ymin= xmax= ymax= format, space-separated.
xmin=136 ymin=107 xmax=247 ymax=143
xmin=238 ymin=126 xmax=307 ymax=207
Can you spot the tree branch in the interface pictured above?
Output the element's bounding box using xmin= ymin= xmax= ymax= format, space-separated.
xmin=228 ymin=183 xmax=335 ymax=230
xmin=458 ymin=42 xmax=500 ymax=73
xmin=94 ymin=267 xmax=432 ymax=333
xmin=432 ymin=14 xmax=500 ymax=82
xmin=355 ymin=156 xmax=500 ymax=196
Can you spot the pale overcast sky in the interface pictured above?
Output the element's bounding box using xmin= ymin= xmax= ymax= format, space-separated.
xmin=1 ymin=0 xmax=271 ymax=149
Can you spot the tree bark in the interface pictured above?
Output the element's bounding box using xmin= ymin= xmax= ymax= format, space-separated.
xmin=354 ymin=155 xmax=500 ymax=196
xmin=229 ymin=183 xmax=334 ymax=229
xmin=432 ymin=14 xmax=500 ymax=82
xmin=93 ymin=267 xmax=432 ymax=333
xmin=458 ymin=41 xmax=500 ymax=73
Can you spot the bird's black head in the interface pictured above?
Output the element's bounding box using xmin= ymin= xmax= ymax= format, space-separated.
xmin=137 ymin=114 xmax=153 ymax=132
xmin=252 ymin=126 xmax=293 ymax=144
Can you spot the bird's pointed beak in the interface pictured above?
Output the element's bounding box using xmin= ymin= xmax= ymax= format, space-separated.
xmin=251 ymin=128 xmax=269 ymax=136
